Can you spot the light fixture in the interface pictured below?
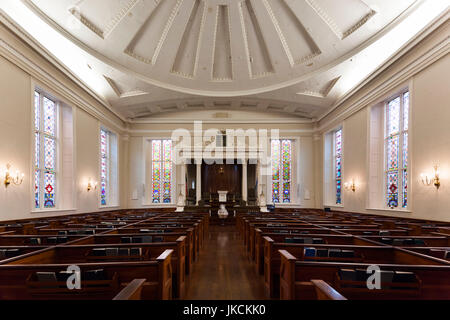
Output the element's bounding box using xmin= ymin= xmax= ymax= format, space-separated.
xmin=344 ymin=179 xmax=356 ymax=192
xmin=87 ymin=178 xmax=97 ymax=192
xmin=421 ymin=165 xmax=440 ymax=190
xmin=3 ymin=164 xmax=24 ymax=187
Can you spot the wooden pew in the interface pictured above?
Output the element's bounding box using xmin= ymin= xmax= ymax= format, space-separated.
xmin=5 ymin=237 xmax=187 ymax=299
xmin=113 ymin=278 xmax=146 ymax=300
xmin=118 ymin=227 xmax=196 ymax=268
xmin=0 ymin=250 xmax=173 ymax=300
xmin=279 ymin=249 xmax=450 ymax=300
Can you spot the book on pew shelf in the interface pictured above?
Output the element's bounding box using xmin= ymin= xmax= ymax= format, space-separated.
xmin=141 ymin=236 xmax=153 ymax=243
xmin=139 ymin=229 xmax=151 ymax=233
xmin=304 ymin=248 xmax=316 ymax=257
xmin=132 ymin=237 xmax=143 ymax=243
xmin=36 ymin=272 xmax=58 ymax=282
xmin=84 ymin=269 xmax=107 ymax=281
xmin=355 ymin=269 xmax=368 ymax=282
xmin=341 ymin=250 xmax=355 ymax=258
xmin=105 ymin=248 xmax=119 ymax=256
xmin=153 ymin=237 xmax=163 ymax=243
xmin=339 ymin=269 xmax=357 ymax=281
xmin=445 ymin=251 xmax=450 ymax=259
xmin=47 ymin=237 xmax=58 ymax=244
xmin=313 ymin=238 xmax=325 ymax=244
xmin=29 ymin=238 xmax=41 ymax=245
xmin=392 ymin=239 xmax=404 ymax=246
xmin=303 ymin=238 xmax=313 ymax=244
xmin=379 ymin=231 xmax=390 ymax=236
xmin=403 ymin=239 xmax=415 ymax=245
xmin=58 ymin=231 xmax=68 ymax=235
xmin=363 ymin=231 xmax=373 ymax=235
xmin=393 ymin=271 xmax=417 ymax=283
xmin=91 ymin=248 xmax=107 ymax=256
xmin=381 ymin=238 xmax=393 ymax=244
xmin=5 ymin=249 xmax=20 ymax=257
xmin=118 ymin=248 xmax=130 ymax=256
xmin=379 ymin=270 xmax=395 ymax=289
xmin=414 ymin=239 xmax=426 ymax=246
xmin=316 ymin=249 xmax=328 ymax=257
xmin=57 ymin=237 xmax=68 ymax=244
xmin=130 ymin=248 xmax=142 ymax=256
xmin=121 ymin=237 xmax=132 ymax=243
xmin=285 ymin=238 xmax=294 ymax=243
xmin=57 ymin=271 xmax=73 ymax=282
xmin=292 ymin=238 xmax=305 ymax=244
xmin=328 ymin=249 xmax=342 ymax=258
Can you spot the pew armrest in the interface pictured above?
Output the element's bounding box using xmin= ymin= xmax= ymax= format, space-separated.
xmin=311 ymin=280 xmax=347 ymax=301
xmin=113 ymin=279 xmax=146 ymax=300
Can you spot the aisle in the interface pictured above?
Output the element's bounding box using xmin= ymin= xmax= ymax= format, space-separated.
xmin=184 ymin=225 xmax=266 ymax=300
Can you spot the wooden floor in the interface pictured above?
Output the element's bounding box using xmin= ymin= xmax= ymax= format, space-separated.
xmin=184 ymin=225 xmax=266 ymax=300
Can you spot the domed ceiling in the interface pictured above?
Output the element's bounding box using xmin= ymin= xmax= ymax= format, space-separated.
xmin=3 ymin=0 xmax=443 ymax=121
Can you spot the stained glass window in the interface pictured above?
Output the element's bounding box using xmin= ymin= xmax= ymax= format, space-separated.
xmin=152 ymin=140 xmax=172 ymax=203
xmin=34 ymin=91 xmax=57 ymax=209
xmin=271 ymin=139 xmax=292 ymax=203
xmin=100 ymin=129 xmax=108 ymax=206
xmin=335 ymin=129 xmax=343 ymax=205
xmin=385 ymin=91 xmax=409 ymax=208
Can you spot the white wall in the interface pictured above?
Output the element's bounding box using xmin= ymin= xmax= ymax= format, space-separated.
xmin=318 ymin=22 xmax=450 ymax=222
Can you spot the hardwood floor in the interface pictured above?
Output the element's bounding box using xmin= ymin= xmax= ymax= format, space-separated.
xmin=184 ymin=225 xmax=266 ymax=300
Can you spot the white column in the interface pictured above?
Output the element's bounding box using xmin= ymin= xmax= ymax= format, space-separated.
xmin=176 ymin=164 xmax=187 ymax=210
xmin=196 ymin=163 xmax=201 ymax=204
xmin=242 ymin=161 xmax=248 ymax=202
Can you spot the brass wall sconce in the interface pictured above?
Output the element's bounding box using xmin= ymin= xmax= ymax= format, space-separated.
xmin=421 ymin=165 xmax=440 ymax=189
xmin=87 ymin=178 xmax=97 ymax=192
xmin=3 ymin=164 xmax=24 ymax=187
xmin=344 ymin=179 xmax=356 ymax=192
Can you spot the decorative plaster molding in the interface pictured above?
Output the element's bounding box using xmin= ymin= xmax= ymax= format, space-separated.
xmin=317 ymin=12 xmax=450 ymax=131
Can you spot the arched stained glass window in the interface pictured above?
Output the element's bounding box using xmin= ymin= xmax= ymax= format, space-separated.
xmin=335 ymin=129 xmax=343 ymax=205
xmin=271 ymin=139 xmax=292 ymax=203
xmin=152 ymin=140 xmax=173 ymax=203
xmin=385 ymin=91 xmax=409 ymax=208
xmin=34 ymin=91 xmax=57 ymax=209
xmin=100 ymin=128 xmax=108 ymax=206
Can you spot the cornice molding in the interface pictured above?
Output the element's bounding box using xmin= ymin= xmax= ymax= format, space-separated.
xmin=0 ymin=10 xmax=127 ymax=128
xmin=317 ymin=12 xmax=450 ymax=132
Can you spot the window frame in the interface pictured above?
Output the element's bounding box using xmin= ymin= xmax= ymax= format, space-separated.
xmin=150 ymin=139 xmax=175 ymax=204
xmin=334 ymin=128 xmax=343 ymax=206
xmin=384 ymin=89 xmax=410 ymax=210
xmin=99 ymin=126 xmax=119 ymax=208
xmin=33 ymin=89 xmax=60 ymax=211
xmin=270 ymin=139 xmax=293 ymax=204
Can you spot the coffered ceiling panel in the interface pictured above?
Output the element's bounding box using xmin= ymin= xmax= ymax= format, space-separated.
xmin=27 ymin=0 xmax=417 ymax=95
xmin=3 ymin=0 xmax=443 ymax=121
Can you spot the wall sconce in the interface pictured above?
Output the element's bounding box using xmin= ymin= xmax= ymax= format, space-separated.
xmin=344 ymin=179 xmax=357 ymax=192
xmin=3 ymin=164 xmax=24 ymax=187
xmin=87 ymin=178 xmax=97 ymax=192
xmin=421 ymin=165 xmax=440 ymax=189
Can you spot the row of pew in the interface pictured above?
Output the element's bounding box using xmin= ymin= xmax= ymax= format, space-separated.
xmin=237 ymin=209 xmax=450 ymax=300
xmin=0 ymin=209 xmax=209 ymax=300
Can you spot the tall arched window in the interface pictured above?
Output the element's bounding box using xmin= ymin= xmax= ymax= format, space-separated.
xmin=385 ymin=91 xmax=409 ymax=208
xmin=271 ymin=139 xmax=292 ymax=203
xmin=334 ymin=129 xmax=343 ymax=205
xmin=100 ymin=128 xmax=118 ymax=207
xmin=151 ymin=140 xmax=173 ymax=203
xmin=34 ymin=91 xmax=57 ymax=209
